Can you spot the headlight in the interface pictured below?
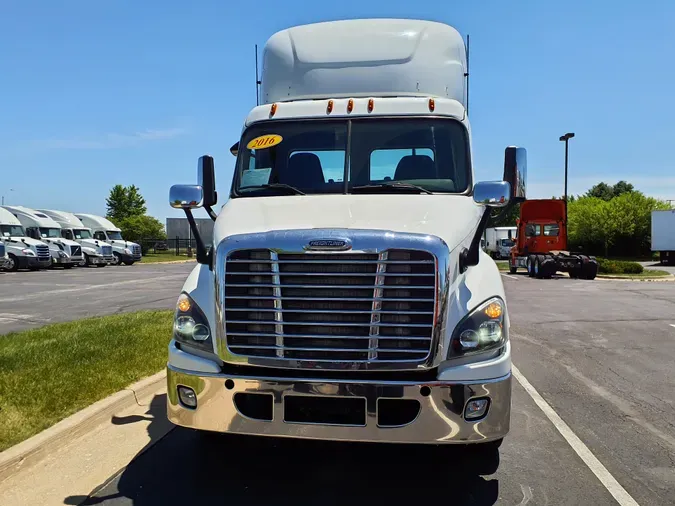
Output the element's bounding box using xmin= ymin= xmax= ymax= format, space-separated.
xmin=448 ymin=297 xmax=507 ymax=359
xmin=174 ymin=293 xmax=212 ymax=352
xmin=124 ymin=248 xmax=132 ymax=255
xmin=57 ymin=251 xmax=68 ymax=258
xmin=22 ymin=249 xmax=36 ymax=256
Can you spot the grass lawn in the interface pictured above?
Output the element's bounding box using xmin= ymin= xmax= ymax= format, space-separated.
xmin=598 ymin=270 xmax=672 ymax=279
xmin=141 ymin=251 xmax=196 ymax=264
xmin=0 ymin=310 xmax=173 ymax=452
xmin=495 ymin=261 xmax=509 ymax=271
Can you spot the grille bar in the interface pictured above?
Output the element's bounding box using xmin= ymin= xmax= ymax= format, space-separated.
xmin=224 ymin=249 xmax=436 ymax=364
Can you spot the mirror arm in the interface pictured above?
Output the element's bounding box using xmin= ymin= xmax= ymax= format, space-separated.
xmin=203 ymin=205 xmax=218 ymax=222
xmin=487 ymin=198 xmax=518 ymax=225
xmin=459 ymin=207 xmax=492 ymax=274
xmin=183 ymin=208 xmax=211 ymax=268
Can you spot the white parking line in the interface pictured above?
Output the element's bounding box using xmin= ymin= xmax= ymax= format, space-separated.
xmin=501 ymin=273 xmax=518 ymax=280
xmin=512 ymin=365 xmax=640 ymax=506
xmin=670 ymin=324 xmax=675 ymax=329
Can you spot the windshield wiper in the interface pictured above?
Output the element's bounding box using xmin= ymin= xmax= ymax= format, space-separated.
xmin=239 ymin=183 xmax=306 ymax=195
xmin=351 ymin=182 xmax=433 ymax=194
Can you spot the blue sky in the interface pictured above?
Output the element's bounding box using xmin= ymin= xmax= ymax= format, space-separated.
xmin=1 ymin=0 xmax=674 ymax=221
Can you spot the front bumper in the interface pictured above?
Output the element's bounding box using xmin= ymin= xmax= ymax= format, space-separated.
xmin=167 ymin=364 xmax=511 ymax=444
xmin=52 ymin=256 xmax=79 ymax=265
xmin=87 ymin=255 xmax=108 ymax=265
xmin=120 ymin=253 xmax=142 ymax=262
xmin=17 ymin=256 xmax=51 ymax=269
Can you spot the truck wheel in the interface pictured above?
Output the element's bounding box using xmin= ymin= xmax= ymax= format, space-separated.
xmin=526 ymin=255 xmax=536 ymax=277
xmin=123 ymin=260 xmax=135 ymax=266
xmin=509 ymin=263 xmax=517 ymax=274
xmin=6 ymin=254 xmax=19 ymax=272
xmin=582 ymin=258 xmax=598 ymax=280
xmin=96 ymin=262 xmax=107 ymax=268
xmin=63 ymin=264 xmax=73 ymax=269
xmin=534 ymin=255 xmax=546 ymax=279
xmin=112 ymin=252 xmax=122 ymax=266
xmin=84 ymin=254 xmax=93 ymax=267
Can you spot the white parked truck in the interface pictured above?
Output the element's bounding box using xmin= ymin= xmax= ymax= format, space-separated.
xmin=2 ymin=205 xmax=84 ymax=268
xmin=0 ymin=207 xmax=52 ymax=271
xmin=484 ymin=226 xmax=517 ymax=259
xmin=166 ymin=19 xmax=527 ymax=455
xmin=36 ymin=209 xmax=114 ymax=267
xmin=652 ymin=209 xmax=675 ymax=265
xmin=74 ymin=213 xmax=142 ymax=265
xmin=0 ymin=240 xmax=9 ymax=270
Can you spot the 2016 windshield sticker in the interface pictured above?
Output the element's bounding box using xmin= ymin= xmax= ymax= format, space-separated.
xmin=247 ymin=134 xmax=283 ymax=150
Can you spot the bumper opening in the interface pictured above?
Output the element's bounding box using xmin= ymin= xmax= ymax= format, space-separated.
xmin=234 ymin=392 xmax=273 ymax=421
xmin=377 ymin=398 xmax=421 ymax=427
xmin=285 ymin=396 xmax=366 ymax=426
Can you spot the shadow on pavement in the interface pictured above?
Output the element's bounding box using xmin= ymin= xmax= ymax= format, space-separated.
xmin=66 ymin=395 xmax=500 ymax=506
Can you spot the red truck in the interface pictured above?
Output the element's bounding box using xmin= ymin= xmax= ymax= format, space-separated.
xmin=508 ymin=199 xmax=598 ymax=279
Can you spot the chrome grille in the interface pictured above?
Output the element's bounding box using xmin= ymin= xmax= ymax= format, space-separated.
xmin=70 ymin=245 xmax=82 ymax=257
xmin=0 ymin=243 xmax=5 ymax=257
xmin=224 ymin=249 xmax=436 ymax=363
xmin=35 ymin=244 xmax=51 ymax=261
xmin=132 ymin=245 xmax=142 ymax=257
xmin=101 ymin=245 xmax=113 ymax=256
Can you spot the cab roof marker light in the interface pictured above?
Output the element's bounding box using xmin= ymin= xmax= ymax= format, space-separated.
xmin=347 ymin=98 xmax=354 ymax=113
xmin=368 ymin=98 xmax=374 ymax=113
xmin=269 ymin=103 xmax=278 ymax=117
xmin=327 ymin=100 xmax=334 ymax=114
xmin=428 ymin=98 xmax=435 ymax=112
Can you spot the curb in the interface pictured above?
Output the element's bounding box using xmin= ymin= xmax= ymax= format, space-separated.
xmin=143 ymin=259 xmax=196 ymax=265
xmin=596 ymin=275 xmax=675 ymax=282
xmin=0 ymin=370 xmax=166 ymax=484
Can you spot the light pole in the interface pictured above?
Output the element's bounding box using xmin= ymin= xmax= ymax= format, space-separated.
xmin=1 ymin=189 xmax=14 ymax=206
xmin=559 ymin=133 xmax=575 ymax=224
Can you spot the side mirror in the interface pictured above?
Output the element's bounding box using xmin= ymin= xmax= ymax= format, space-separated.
xmin=230 ymin=142 xmax=239 ymax=157
xmin=198 ymin=155 xmax=217 ymax=207
xmin=473 ymin=181 xmax=511 ymax=208
xmin=169 ymin=185 xmax=203 ymax=209
xmin=503 ymin=146 xmax=527 ymax=202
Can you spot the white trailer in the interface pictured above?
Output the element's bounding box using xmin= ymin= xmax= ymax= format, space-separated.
xmin=484 ymin=226 xmax=517 ymax=259
xmin=36 ymin=209 xmax=114 ymax=267
xmin=652 ymin=209 xmax=675 ymax=265
xmin=0 ymin=207 xmax=52 ymax=271
xmin=74 ymin=214 xmax=142 ymax=265
xmin=2 ymin=205 xmax=84 ymax=268
xmin=165 ymin=19 xmax=528 ymax=457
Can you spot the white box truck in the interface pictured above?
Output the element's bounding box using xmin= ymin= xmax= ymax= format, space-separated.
xmin=0 ymin=207 xmax=52 ymax=271
xmin=36 ymin=210 xmax=114 ymax=267
xmin=484 ymin=226 xmax=517 ymax=259
xmin=165 ymin=19 xmax=527 ymax=455
xmin=651 ymin=209 xmax=675 ymax=265
xmin=74 ymin=213 xmax=142 ymax=265
xmin=2 ymin=205 xmax=84 ymax=268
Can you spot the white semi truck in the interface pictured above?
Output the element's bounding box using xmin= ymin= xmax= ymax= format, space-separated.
xmin=0 ymin=207 xmax=52 ymax=271
xmin=75 ymin=213 xmax=142 ymax=266
xmin=36 ymin=209 xmax=114 ymax=267
xmin=2 ymin=205 xmax=84 ymax=268
xmin=0 ymin=240 xmax=10 ymax=270
xmin=651 ymin=209 xmax=675 ymax=265
xmin=484 ymin=226 xmax=517 ymax=259
xmin=166 ymin=19 xmax=527 ymax=455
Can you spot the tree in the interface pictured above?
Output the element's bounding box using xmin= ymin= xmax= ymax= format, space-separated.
xmin=489 ymin=203 xmax=520 ymax=227
xmin=585 ymin=180 xmax=635 ymax=201
xmin=113 ymin=215 xmax=166 ymax=244
xmin=106 ymin=184 xmax=147 ymax=221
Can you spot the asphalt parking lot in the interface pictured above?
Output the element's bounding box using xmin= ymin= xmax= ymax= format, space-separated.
xmin=78 ymin=272 xmax=675 ymax=506
xmin=0 ymin=262 xmax=196 ymax=334
xmin=3 ymin=264 xmax=674 ymax=504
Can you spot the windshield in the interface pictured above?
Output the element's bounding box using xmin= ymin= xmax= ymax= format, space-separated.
xmin=40 ymin=228 xmax=61 ymax=238
xmin=73 ymin=229 xmax=92 ymax=239
xmin=233 ymin=118 xmax=470 ymax=196
xmin=1 ymin=224 xmax=26 ymax=237
xmin=107 ymin=231 xmax=123 ymax=240
xmin=501 ymin=239 xmax=515 ymax=247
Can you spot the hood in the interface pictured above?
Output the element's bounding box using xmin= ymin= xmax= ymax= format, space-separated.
xmin=3 ymin=236 xmax=47 ymax=249
xmin=79 ymin=238 xmax=111 ymax=250
xmin=42 ymin=237 xmax=80 ymax=248
xmin=214 ymin=194 xmax=482 ymax=252
xmin=108 ymin=239 xmax=139 ymax=248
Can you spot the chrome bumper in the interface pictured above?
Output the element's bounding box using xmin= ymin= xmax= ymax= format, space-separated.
xmin=167 ymin=365 xmax=511 ymax=444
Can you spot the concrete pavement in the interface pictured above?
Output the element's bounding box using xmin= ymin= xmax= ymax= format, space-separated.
xmin=0 ymin=262 xmax=195 ymax=334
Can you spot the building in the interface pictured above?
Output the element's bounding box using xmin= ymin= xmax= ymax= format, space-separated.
xmin=165 ymin=217 xmax=214 ymax=246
